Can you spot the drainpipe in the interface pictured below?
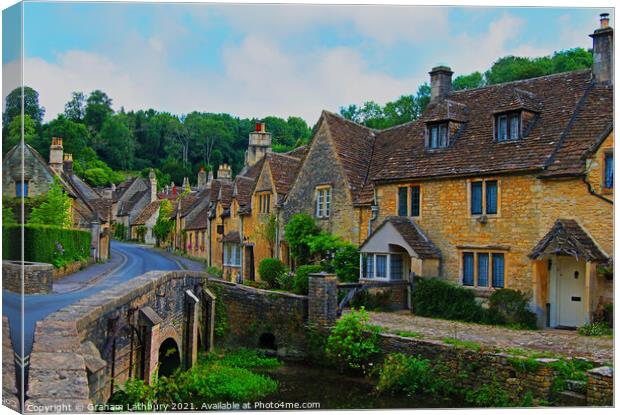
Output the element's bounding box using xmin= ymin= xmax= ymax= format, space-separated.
xmin=368 ymin=204 xmax=379 ymax=237
xmin=239 ymin=215 xmax=244 ymax=283
xmin=274 ymin=207 xmax=280 ymax=260
xmin=582 ymin=175 xmax=613 ymax=205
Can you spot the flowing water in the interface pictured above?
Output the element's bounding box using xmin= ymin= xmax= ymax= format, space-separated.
xmin=260 ymin=362 xmax=465 ymax=410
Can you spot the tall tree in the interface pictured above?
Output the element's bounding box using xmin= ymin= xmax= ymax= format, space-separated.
xmin=28 ymin=177 xmax=72 ymax=228
xmin=3 ymin=115 xmax=37 ymax=153
xmin=64 ymin=91 xmax=86 ymax=122
xmin=2 ymin=86 xmax=45 ymax=127
xmin=84 ymin=90 xmax=113 ymax=133
xmin=452 ymin=72 xmax=484 ymax=91
xmin=97 ymin=115 xmax=134 ymax=170
xmin=40 ymin=115 xmax=89 ymax=160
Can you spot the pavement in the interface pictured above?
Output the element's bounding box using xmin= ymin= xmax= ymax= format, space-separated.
xmin=2 ymin=240 xmax=205 ymax=360
xmin=367 ymin=310 xmax=613 ymax=364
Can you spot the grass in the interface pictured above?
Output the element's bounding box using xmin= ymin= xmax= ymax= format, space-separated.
xmin=505 ymin=347 xmax=560 ymax=359
xmin=442 ymin=338 xmax=482 ymax=352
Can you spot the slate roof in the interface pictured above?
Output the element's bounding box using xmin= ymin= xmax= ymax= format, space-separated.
xmin=185 ymin=208 xmax=209 ymax=230
xmin=361 ymin=216 xmax=441 ymax=259
xmin=133 ymin=200 xmax=161 ymax=226
xmin=118 ymin=189 xmax=149 ymax=216
xmin=234 ymin=176 xmax=255 ymax=212
xmin=529 ymin=219 xmax=608 ymax=262
xmin=218 ymin=181 xmax=234 ymax=209
xmin=371 ymin=70 xmax=611 ymax=183
xmin=285 ymin=145 xmax=309 ymax=159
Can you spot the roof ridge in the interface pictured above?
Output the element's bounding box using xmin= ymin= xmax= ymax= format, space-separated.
xmin=449 ymin=69 xmax=591 ymax=96
xmin=268 ymin=151 xmax=304 ymax=161
xmin=322 ymin=109 xmax=377 ymax=133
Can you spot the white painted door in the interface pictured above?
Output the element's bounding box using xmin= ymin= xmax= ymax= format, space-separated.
xmin=556 ymin=256 xmax=586 ymax=327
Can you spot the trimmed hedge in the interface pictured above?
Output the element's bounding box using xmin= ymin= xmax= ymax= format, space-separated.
xmin=3 ymin=224 xmax=90 ymax=267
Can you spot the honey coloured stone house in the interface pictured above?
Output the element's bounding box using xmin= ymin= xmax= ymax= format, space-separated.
xmin=2 ymin=138 xmax=112 ymax=260
xmin=355 ymin=17 xmax=614 ymax=328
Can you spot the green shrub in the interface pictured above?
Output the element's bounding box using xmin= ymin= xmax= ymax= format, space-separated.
xmin=486 ymin=288 xmax=537 ymax=329
xmin=292 ymin=264 xmax=322 ymax=295
xmin=3 ymin=224 xmax=90 ymax=267
xmin=113 ymin=223 xmax=127 ymax=240
xmin=284 ymin=213 xmax=320 ymax=265
xmin=206 ymin=266 xmax=223 ymax=278
xmin=325 ymin=308 xmax=380 ymax=373
xmin=464 ymin=381 xmax=513 ymax=407
xmin=331 ymin=242 xmax=360 ymax=282
xmin=210 ymin=348 xmax=281 ymax=369
xmin=275 ymin=272 xmax=294 ymax=291
xmin=578 ymin=321 xmax=612 ymax=337
xmin=550 ymin=358 xmax=595 ymax=394
xmin=412 ymin=278 xmax=485 ymax=322
xmin=376 ymin=353 xmax=446 ymax=396
xmin=350 ymin=288 xmax=392 ymax=311
xmin=258 ymin=258 xmax=287 ymax=288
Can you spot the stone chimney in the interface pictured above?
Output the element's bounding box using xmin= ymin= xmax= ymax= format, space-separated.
xmin=217 ymin=163 xmax=232 ymax=181
xmin=197 ymin=167 xmax=207 ymax=190
xmin=149 ymin=168 xmax=157 ymax=202
xmin=245 ymin=122 xmax=272 ymax=168
xmin=429 ymin=66 xmax=453 ymax=103
xmin=49 ymin=137 xmax=64 ymax=172
xmin=590 ymin=13 xmax=614 ymax=84
xmin=63 ymin=154 xmax=73 ymax=176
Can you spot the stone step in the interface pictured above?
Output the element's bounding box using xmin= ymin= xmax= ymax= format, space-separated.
xmin=556 ymin=390 xmax=587 ymax=407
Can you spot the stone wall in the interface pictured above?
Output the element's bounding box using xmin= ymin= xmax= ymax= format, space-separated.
xmin=209 ymin=279 xmax=308 ymax=358
xmin=342 ymin=280 xmax=409 ymax=311
xmin=586 ymin=366 xmax=613 ymax=406
xmin=2 ymin=316 xmax=20 ymax=412
xmin=2 ymin=260 xmax=53 ymax=294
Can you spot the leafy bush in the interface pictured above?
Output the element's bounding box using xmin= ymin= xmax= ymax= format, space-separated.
xmin=258 ymin=258 xmax=287 ymax=288
xmin=325 ymin=308 xmax=380 ymax=373
xmin=550 ymin=358 xmax=595 ymax=394
xmin=110 ymin=350 xmax=279 ymax=407
xmin=464 ymin=381 xmax=513 ymax=407
xmin=2 ymin=206 xmax=16 ymax=226
xmin=486 ymin=289 xmax=537 ymax=329
xmin=331 ymin=242 xmax=360 ymax=282
xmin=153 ymin=200 xmax=174 ymax=246
xmin=284 ymin=213 xmax=320 ymax=265
xmin=113 ymin=223 xmax=127 ymax=240
xmin=376 ymin=353 xmax=446 ymax=396
xmin=412 ymin=278 xmax=485 ymax=322
xmin=206 ymin=266 xmax=223 ymax=278
xmin=292 ymin=264 xmax=322 ymax=295
xmin=350 ymin=288 xmax=393 ymax=311
xmin=275 ymin=272 xmax=294 ymax=291
xmin=578 ymin=321 xmax=612 ymax=337
xmin=28 ymin=177 xmax=72 ymax=228
xmin=3 ymin=224 xmax=90 ymax=267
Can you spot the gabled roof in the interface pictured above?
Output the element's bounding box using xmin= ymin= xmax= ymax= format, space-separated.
xmin=217 ymin=181 xmax=234 ymax=209
xmin=529 ymin=219 xmax=608 ymax=262
xmin=266 ymin=152 xmax=304 ymax=196
xmin=132 ymin=200 xmax=161 ymax=226
xmin=371 ymin=70 xmax=613 ymax=182
xmin=233 ymin=176 xmax=255 ymax=212
xmin=360 ymin=216 xmax=441 ymax=260
xmin=321 ymin=111 xmax=377 ymax=203
xmin=419 ymin=99 xmax=469 ymax=123
xmin=118 ymin=189 xmax=149 ymax=216
xmin=222 ymin=231 xmax=240 ymax=243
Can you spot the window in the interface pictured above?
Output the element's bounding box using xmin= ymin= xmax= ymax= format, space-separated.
xmin=462 ymin=251 xmax=505 ymax=288
xmin=16 ymin=181 xmax=28 ymax=197
xmin=496 ymin=112 xmax=521 ymax=141
xmin=477 ymin=253 xmax=489 ymax=287
xmin=428 ymin=123 xmax=449 ymax=149
xmin=492 ymin=253 xmax=505 ymax=288
xmin=604 ymin=153 xmax=613 ymax=189
xmin=361 ymin=254 xmax=374 ymax=279
xmin=463 ymin=252 xmax=474 ymax=286
xmin=258 ymin=193 xmax=271 ymax=214
xmin=470 ymin=180 xmax=499 ymax=216
xmin=224 ymin=243 xmax=241 ymax=266
xmin=390 ymin=255 xmax=403 ymax=280
xmin=396 ymin=185 xmax=421 ymax=217
xmin=315 ymin=187 xmax=331 ymax=218
xmin=375 ymin=255 xmax=387 ymax=279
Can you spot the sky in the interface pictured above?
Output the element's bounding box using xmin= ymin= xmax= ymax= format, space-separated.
xmin=2 ymin=1 xmax=615 ymax=124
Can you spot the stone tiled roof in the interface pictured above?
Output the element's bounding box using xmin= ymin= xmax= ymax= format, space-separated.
xmin=419 ymin=99 xmax=470 ymax=123
xmin=222 ymin=231 xmax=240 ymax=243
xmin=529 ymin=219 xmax=608 ymax=262
xmin=133 ymin=200 xmax=161 ymax=226
xmin=285 ymin=145 xmax=309 ymax=159
xmin=266 ymin=152 xmax=304 ymax=196
xmin=218 ymin=181 xmax=234 ymax=209
xmin=321 ymin=111 xmax=377 ymax=204
xmin=185 ymin=208 xmax=209 ymax=230
xmin=118 ymin=189 xmax=148 ymax=216
xmin=234 ymin=176 xmax=255 ymax=211
xmin=177 ymin=193 xmax=199 ymax=218
xmin=361 ymin=216 xmax=441 ymax=259
xmin=371 ymin=70 xmax=609 ymax=183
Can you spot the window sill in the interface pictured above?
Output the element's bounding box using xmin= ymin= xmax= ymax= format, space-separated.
xmin=223 ymin=264 xmax=241 ymax=268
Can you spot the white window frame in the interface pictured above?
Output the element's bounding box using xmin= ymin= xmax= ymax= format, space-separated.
xmin=315 ymin=186 xmax=332 ymax=218
xmin=359 ymin=253 xmax=391 ymax=280
xmin=224 ymin=243 xmax=241 ymax=267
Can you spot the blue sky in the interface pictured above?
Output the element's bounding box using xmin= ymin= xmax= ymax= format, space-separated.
xmin=2 ymin=1 xmax=614 ymax=123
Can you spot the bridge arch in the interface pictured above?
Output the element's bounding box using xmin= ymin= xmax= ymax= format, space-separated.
xmin=157 ymin=326 xmax=183 ymax=378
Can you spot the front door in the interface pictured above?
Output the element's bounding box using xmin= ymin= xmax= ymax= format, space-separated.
xmin=556 ymin=255 xmax=586 ymax=327
xmin=245 ymin=246 xmax=255 ymax=281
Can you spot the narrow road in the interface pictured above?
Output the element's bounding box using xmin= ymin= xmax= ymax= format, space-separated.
xmin=2 ymin=240 xmax=203 ymax=359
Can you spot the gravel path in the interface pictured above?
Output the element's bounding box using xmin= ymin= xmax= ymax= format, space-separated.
xmin=367 ymin=311 xmax=613 ymax=364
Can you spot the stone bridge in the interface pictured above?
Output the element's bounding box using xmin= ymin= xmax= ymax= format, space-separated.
xmin=21 ymin=271 xmax=335 ymax=412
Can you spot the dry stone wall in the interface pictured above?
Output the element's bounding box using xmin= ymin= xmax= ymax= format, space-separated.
xmin=2 ymin=261 xmax=54 ymax=295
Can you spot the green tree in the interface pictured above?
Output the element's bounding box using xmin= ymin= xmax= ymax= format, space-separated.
xmin=452 ymin=71 xmax=484 ymax=91
xmin=2 ymin=86 xmax=45 ymax=127
xmin=64 ymin=91 xmax=86 ymax=122
xmin=84 ymin=90 xmax=113 ymax=133
xmin=40 ymin=115 xmax=89 ymax=159
xmin=153 ymin=199 xmax=174 ymax=246
xmin=4 ymin=115 xmax=38 ymax=152
xmin=284 ymin=213 xmax=320 ymax=265
xmin=83 ymin=168 xmax=111 ymax=187
xmin=2 ymin=206 xmax=16 ymax=226
xmin=97 ymin=115 xmax=135 ymax=170
xmin=28 ymin=177 xmax=72 ymax=228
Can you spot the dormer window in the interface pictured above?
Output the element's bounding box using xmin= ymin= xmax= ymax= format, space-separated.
xmin=496 ymin=112 xmax=521 ymax=142
xmin=428 ymin=122 xmax=449 ymax=149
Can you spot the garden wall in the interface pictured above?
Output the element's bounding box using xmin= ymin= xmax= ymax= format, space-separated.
xmin=2 ymin=260 xmax=54 ymax=294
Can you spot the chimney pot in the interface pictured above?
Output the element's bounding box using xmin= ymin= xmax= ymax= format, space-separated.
xmin=429 ymin=66 xmax=453 ymax=103
xmin=590 ymin=14 xmax=613 ymax=84
xmin=601 ymin=13 xmax=610 ymax=29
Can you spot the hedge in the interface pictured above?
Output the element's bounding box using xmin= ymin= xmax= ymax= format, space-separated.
xmin=3 ymin=224 xmax=91 ymax=267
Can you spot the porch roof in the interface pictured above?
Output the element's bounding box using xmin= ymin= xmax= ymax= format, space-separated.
xmin=529 ymin=219 xmax=608 ymax=262
xmin=222 ymin=231 xmax=241 ymax=243
xmin=360 ymin=216 xmax=441 ymax=260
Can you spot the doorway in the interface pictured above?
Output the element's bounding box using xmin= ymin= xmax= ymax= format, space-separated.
xmin=553 ymin=255 xmax=586 ymax=328
xmin=245 ymin=246 xmax=255 ymax=281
